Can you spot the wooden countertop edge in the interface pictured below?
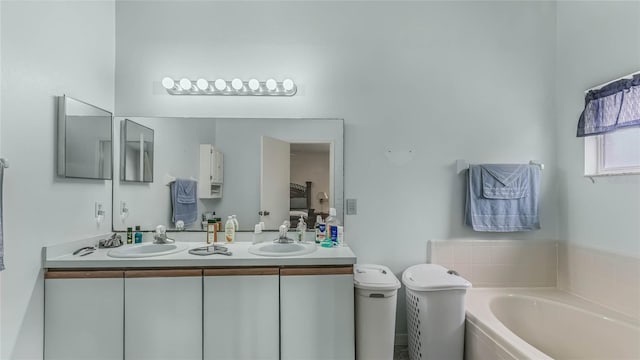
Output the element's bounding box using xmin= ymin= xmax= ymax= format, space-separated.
xmin=45 ymin=265 xmax=354 ymax=278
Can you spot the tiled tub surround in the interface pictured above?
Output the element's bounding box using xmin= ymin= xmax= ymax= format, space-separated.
xmin=558 ymin=243 xmax=640 ymax=319
xmin=428 ymin=240 xmax=557 ymax=287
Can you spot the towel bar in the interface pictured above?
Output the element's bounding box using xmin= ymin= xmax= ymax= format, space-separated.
xmin=456 ymin=160 xmax=544 ymax=174
xmin=165 ymin=174 xmax=197 ymax=186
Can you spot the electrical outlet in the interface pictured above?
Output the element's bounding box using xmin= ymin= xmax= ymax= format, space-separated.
xmin=94 ymin=201 xmax=104 ymax=218
xmin=346 ymin=199 xmax=357 ymax=215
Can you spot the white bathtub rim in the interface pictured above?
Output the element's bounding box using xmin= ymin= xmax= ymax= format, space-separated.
xmin=465 ymin=287 xmax=640 ymax=360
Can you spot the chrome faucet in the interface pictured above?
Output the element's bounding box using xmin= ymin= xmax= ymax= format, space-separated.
xmin=153 ymin=225 xmax=175 ymax=244
xmin=275 ymin=221 xmax=294 ymax=244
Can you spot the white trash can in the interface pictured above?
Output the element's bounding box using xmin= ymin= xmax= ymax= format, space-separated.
xmin=354 ymin=264 xmax=401 ymax=360
xmin=402 ymin=264 xmax=471 ymax=360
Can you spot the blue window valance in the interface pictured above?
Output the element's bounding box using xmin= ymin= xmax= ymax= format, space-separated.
xmin=577 ymin=74 xmax=640 ymax=137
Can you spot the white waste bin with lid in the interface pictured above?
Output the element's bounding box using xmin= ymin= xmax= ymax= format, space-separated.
xmin=354 ymin=264 xmax=401 ymax=360
xmin=402 ymin=264 xmax=471 ymax=360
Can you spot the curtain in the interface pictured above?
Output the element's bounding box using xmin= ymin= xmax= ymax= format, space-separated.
xmin=577 ymin=74 xmax=640 ymax=137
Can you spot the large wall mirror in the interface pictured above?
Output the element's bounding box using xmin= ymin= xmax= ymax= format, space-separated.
xmin=57 ymin=95 xmax=112 ymax=179
xmin=112 ymin=117 xmax=343 ymax=232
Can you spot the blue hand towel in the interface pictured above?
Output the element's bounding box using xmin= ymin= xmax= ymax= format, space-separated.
xmin=171 ymin=179 xmax=198 ymax=225
xmin=465 ymin=164 xmax=540 ymax=232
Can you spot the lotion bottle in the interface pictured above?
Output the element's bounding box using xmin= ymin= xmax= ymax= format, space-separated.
xmin=225 ymin=216 xmax=235 ymax=243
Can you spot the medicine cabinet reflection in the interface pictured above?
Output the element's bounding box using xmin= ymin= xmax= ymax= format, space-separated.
xmin=120 ymin=119 xmax=154 ymax=182
xmin=57 ymin=95 xmax=113 ymax=180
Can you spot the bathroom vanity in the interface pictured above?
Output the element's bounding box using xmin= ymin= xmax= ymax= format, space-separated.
xmin=43 ymin=240 xmax=356 ymax=360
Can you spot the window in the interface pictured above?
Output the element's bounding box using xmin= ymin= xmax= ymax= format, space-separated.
xmin=585 ymin=127 xmax=640 ymax=176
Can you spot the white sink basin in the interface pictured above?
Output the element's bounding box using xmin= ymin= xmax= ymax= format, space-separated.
xmin=249 ymin=242 xmax=317 ymax=257
xmin=107 ymin=243 xmax=188 ymax=258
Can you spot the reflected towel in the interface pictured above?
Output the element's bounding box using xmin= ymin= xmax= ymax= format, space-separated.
xmin=465 ymin=164 xmax=540 ymax=232
xmin=171 ymin=179 xmax=197 ymax=225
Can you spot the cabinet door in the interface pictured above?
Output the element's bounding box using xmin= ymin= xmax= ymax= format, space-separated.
xmin=280 ymin=267 xmax=355 ymax=360
xmin=203 ymin=268 xmax=279 ymax=360
xmin=45 ymin=271 xmax=124 ymax=360
xmin=124 ymin=270 xmax=202 ymax=360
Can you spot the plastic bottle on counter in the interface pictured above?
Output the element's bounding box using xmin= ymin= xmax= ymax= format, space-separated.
xmin=315 ymin=215 xmax=326 ymax=244
xmin=134 ymin=226 xmax=142 ymax=244
xmin=207 ymin=219 xmax=217 ymax=244
xmin=225 ymin=216 xmax=235 ymax=243
xmin=296 ymin=216 xmax=306 ymax=242
xmin=126 ymin=227 xmax=133 ymax=244
xmin=325 ymin=208 xmax=340 ymax=246
xmin=232 ymin=215 xmax=239 ymax=231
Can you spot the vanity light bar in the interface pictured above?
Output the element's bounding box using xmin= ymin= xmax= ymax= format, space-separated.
xmin=161 ymin=77 xmax=297 ymax=96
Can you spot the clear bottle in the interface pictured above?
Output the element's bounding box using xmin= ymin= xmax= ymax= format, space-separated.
xmin=325 ymin=208 xmax=340 ymax=246
xmin=134 ymin=226 xmax=142 ymax=244
xmin=296 ymin=216 xmax=306 ymax=242
xmin=225 ymin=216 xmax=235 ymax=243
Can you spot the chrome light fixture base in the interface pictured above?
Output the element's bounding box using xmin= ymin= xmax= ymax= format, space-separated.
xmin=162 ymin=77 xmax=297 ymax=96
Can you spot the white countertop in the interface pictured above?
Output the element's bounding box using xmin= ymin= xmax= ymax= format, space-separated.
xmin=44 ymin=234 xmax=356 ymax=269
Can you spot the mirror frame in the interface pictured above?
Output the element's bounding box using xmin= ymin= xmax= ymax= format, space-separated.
xmin=57 ymin=95 xmax=113 ymax=180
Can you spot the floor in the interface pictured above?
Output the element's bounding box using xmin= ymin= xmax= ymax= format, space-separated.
xmin=394 ymin=345 xmax=410 ymax=360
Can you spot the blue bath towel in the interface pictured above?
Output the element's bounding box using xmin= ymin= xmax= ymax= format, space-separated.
xmin=465 ymin=164 xmax=540 ymax=232
xmin=171 ymin=179 xmax=198 ymax=225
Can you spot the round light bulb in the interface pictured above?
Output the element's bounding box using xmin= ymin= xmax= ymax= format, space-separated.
xmin=161 ymin=77 xmax=175 ymax=90
xmin=179 ymin=78 xmax=192 ymax=90
xmin=248 ymin=79 xmax=260 ymax=91
xmin=214 ymin=79 xmax=227 ymax=91
xmin=282 ymin=78 xmax=295 ymax=92
xmin=196 ymin=79 xmax=209 ymax=91
xmin=231 ymin=78 xmax=243 ymax=91
xmin=265 ymin=78 xmax=278 ymax=91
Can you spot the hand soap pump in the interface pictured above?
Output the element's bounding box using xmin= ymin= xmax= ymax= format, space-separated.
xmin=296 ymin=216 xmax=306 ymax=242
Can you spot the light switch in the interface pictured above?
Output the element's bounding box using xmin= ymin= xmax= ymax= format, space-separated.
xmin=346 ymin=199 xmax=357 ymax=215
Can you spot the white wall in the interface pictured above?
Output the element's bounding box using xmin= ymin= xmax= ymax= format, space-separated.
xmin=0 ymin=1 xmax=115 ymax=358
xmin=115 ymin=1 xmax=558 ymax=336
xmin=555 ymin=1 xmax=640 ymax=256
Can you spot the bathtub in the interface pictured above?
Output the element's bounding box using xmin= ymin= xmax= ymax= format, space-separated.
xmin=464 ymin=288 xmax=640 ymax=360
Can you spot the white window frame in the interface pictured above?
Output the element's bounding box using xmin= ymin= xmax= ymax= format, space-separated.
xmin=584 ymin=130 xmax=640 ymax=176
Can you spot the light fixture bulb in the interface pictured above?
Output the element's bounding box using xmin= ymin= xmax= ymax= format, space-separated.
xmin=265 ymin=78 xmax=278 ymax=91
xmin=161 ymin=77 xmax=175 ymax=90
xmin=231 ymin=78 xmax=243 ymax=91
xmin=179 ymin=78 xmax=192 ymax=90
xmin=248 ymin=79 xmax=260 ymax=91
xmin=214 ymin=79 xmax=227 ymax=91
xmin=282 ymin=78 xmax=295 ymax=92
xmin=196 ymin=79 xmax=209 ymax=91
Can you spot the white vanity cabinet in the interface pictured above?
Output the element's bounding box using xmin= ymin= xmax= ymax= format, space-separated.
xmin=203 ymin=268 xmax=280 ymax=360
xmin=44 ymin=271 xmax=124 ymax=360
xmin=124 ymin=269 xmax=202 ymax=360
xmin=280 ymin=267 xmax=355 ymax=360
